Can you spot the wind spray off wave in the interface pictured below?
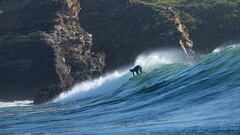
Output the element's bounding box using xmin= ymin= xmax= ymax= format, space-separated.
xmin=54 ymin=49 xmax=185 ymax=103
xmin=54 ymin=71 xmax=130 ymax=103
xmin=1 ymin=45 xmax=240 ymax=134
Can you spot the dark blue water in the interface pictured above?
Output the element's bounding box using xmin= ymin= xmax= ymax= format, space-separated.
xmin=0 ymin=45 xmax=240 ymax=135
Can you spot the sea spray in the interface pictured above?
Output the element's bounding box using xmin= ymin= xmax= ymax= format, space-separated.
xmin=54 ymin=71 xmax=131 ymax=103
xmin=54 ymin=49 xmax=185 ymax=103
xmin=134 ymin=49 xmax=185 ymax=70
xmin=1 ymin=45 xmax=240 ymax=134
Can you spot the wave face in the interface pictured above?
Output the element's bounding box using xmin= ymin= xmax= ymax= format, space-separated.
xmin=1 ymin=46 xmax=240 ymax=134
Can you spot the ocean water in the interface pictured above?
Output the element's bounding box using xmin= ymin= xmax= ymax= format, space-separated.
xmin=0 ymin=46 xmax=240 ymax=135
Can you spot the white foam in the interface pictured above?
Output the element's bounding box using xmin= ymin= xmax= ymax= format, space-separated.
xmin=0 ymin=100 xmax=33 ymax=108
xmin=53 ymin=49 xmax=185 ymax=103
xmin=134 ymin=49 xmax=185 ymax=70
xmin=53 ymin=71 xmax=131 ymax=102
xmin=213 ymin=44 xmax=240 ymax=53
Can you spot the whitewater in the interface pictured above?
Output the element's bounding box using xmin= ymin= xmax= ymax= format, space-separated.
xmin=0 ymin=45 xmax=240 ymax=135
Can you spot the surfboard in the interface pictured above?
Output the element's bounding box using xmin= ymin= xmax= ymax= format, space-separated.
xmin=129 ymin=73 xmax=145 ymax=80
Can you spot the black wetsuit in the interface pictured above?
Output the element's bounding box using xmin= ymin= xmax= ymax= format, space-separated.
xmin=130 ymin=65 xmax=142 ymax=77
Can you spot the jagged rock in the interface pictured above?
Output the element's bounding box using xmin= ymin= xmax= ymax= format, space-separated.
xmin=0 ymin=0 xmax=105 ymax=103
xmin=177 ymin=4 xmax=240 ymax=53
xmin=1 ymin=0 xmax=240 ymax=103
xmin=34 ymin=85 xmax=62 ymax=104
xmin=79 ymin=0 xmax=182 ymax=71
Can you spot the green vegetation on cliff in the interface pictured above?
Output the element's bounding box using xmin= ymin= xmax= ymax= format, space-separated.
xmin=139 ymin=0 xmax=240 ymax=6
xmin=1 ymin=0 xmax=240 ymax=103
xmin=137 ymin=0 xmax=240 ymax=53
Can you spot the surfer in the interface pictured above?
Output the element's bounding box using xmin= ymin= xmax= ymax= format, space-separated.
xmin=130 ymin=65 xmax=142 ymax=77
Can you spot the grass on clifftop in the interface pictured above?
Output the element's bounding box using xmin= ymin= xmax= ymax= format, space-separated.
xmin=139 ymin=0 xmax=240 ymax=6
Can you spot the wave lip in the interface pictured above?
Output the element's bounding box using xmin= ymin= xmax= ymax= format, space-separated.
xmin=53 ymin=71 xmax=131 ymax=103
xmin=135 ymin=49 xmax=185 ymax=70
xmin=53 ymin=49 xmax=185 ymax=103
xmin=1 ymin=46 xmax=240 ymax=134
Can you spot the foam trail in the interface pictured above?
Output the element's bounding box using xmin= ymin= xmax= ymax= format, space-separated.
xmin=54 ymin=71 xmax=131 ymax=102
xmin=0 ymin=100 xmax=33 ymax=108
xmin=54 ymin=50 xmax=185 ymax=103
xmin=213 ymin=44 xmax=240 ymax=53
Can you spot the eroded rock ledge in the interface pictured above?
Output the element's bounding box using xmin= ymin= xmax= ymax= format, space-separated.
xmin=0 ymin=0 xmax=240 ymax=103
xmin=34 ymin=0 xmax=106 ymax=104
xmin=0 ymin=0 xmax=105 ymax=103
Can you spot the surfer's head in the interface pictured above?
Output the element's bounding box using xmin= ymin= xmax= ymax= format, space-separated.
xmin=130 ymin=69 xmax=133 ymax=72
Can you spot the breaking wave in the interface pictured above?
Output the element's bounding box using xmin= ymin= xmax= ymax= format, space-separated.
xmin=53 ymin=49 xmax=186 ymax=103
xmin=1 ymin=45 xmax=240 ymax=134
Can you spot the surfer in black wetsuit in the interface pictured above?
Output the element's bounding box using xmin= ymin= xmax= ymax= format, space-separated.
xmin=130 ymin=65 xmax=142 ymax=77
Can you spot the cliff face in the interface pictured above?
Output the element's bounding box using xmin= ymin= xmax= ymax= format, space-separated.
xmin=0 ymin=0 xmax=186 ymax=103
xmin=0 ymin=0 xmax=61 ymax=101
xmin=34 ymin=0 xmax=106 ymax=103
xmin=177 ymin=4 xmax=240 ymax=53
xmin=0 ymin=0 xmax=105 ymax=103
xmin=1 ymin=0 xmax=240 ymax=103
xmin=79 ymin=0 xmax=183 ymax=71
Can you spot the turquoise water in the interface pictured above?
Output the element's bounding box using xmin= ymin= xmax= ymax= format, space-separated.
xmin=0 ymin=46 xmax=240 ymax=134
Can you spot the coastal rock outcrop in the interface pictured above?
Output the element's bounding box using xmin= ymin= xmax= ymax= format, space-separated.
xmin=0 ymin=0 xmax=105 ymax=103
xmin=177 ymin=4 xmax=240 ymax=53
xmin=79 ymin=0 xmax=182 ymax=71
xmin=0 ymin=0 xmax=240 ymax=103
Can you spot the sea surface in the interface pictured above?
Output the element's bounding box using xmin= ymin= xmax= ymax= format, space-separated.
xmin=0 ymin=45 xmax=240 ymax=135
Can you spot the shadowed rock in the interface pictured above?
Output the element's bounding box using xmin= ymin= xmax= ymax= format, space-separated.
xmin=1 ymin=0 xmax=240 ymax=103
xmin=0 ymin=0 xmax=105 ymax=103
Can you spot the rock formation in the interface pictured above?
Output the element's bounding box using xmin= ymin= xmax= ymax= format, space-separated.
xmin=79 ymin=0 xmax=182 ymax=71
xmin=177 ymin=4 xmax=240 ymax=53
xmin=0 ymin=0 xmax=105 ymax=103
xmin=0 ymin=0 xmax=240 ymax=103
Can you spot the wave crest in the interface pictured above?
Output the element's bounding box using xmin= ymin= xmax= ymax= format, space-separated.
xmin=53 ymin=49 xmax=184 ymax=103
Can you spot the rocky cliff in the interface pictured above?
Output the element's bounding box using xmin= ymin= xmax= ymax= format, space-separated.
xmin=0 ymin=0 xmax=105 ymax=103
xmin=176 ymin=4 xmax=240 ymax=53
xmin=79 ymin=0 xmax=182 ymax=71
xmin=138 ymin=0 xmax=240 ymax=53
xmin=0 ymin=0 xmax=240 ymax=103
